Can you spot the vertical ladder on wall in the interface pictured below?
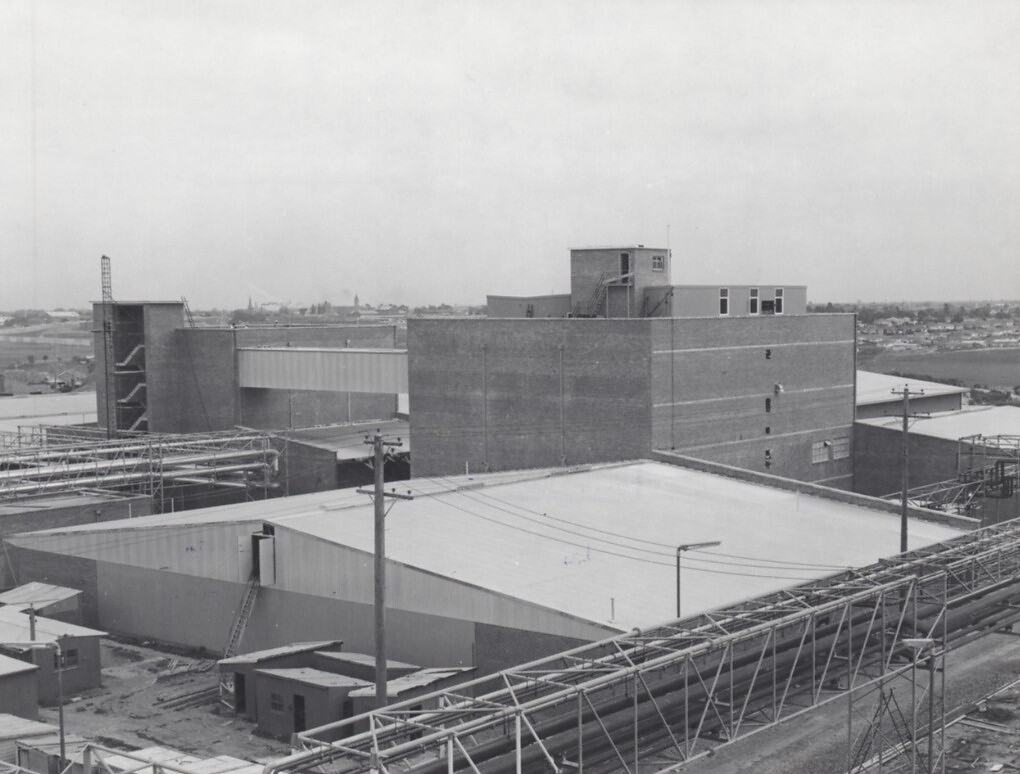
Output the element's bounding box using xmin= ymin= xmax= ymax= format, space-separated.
xmin=100 ymin=256 xmax=117 ymax=439
xmin=219 ymin=572 xmax=261 ymax=709
xmin=181 ymin=296 xmax=196 ymax=327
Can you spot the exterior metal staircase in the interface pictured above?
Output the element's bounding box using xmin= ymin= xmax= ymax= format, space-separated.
xmin=115 ymin=344 xmax=145 ymax=370
xmin=219 ymin=572 xmax=261 ymax=709
xmin=116 ymin=382 xmax=146 ymax=405
xmin=127 ymin=413 xmax=148 ymax=432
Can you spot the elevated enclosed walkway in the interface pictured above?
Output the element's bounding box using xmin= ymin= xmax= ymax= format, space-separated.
xmin=236 ymin=347 xmax=407 ymax=394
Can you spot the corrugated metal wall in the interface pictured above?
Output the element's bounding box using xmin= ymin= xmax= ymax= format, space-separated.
xmin=237 ymin=348 xmax=408 ymax=393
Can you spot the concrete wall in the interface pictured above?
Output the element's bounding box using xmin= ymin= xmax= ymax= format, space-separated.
xmin=856 ymin=393 xmax=963 ymax=420
xmin=142 ymin=304 xmax=187 ymax=432
xmin=486 ymin=295 xmax=572 ymax=318
xmin=0 ymin=668 xmax=38 ymax=719
xmin=27 ymin=635 xmax=102 ymax=704
xmin=273 ymin=439 xmax=339 ymax=495
xmin=254 ymin=674 xmax=341 ymax=739
xmin=408 ymin=318 xmax=653 ymax=476
xmin=650 ymin=315 xmax=855 ymax=485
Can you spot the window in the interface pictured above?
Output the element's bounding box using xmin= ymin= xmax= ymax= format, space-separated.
xmin=270 ymin=693 xmax=285 ymax=713
xmin=61 ymin=649 xmax=79 ymax=669
xmin=765 ymin=426 xmax=771 ymax=434
xmin=749 ymin=288 xmax=759 ymax=315
xmin=811 ymin=441 xmax=829 ymax=464
xmin=719 ymin=288 xmax=729 ymax=316
xmin=831 ymin=437 xmax=850 ymax=460
xmin=765 ymin=348 xmax=772 ymax=359
xmin=620 ymin=252 xmax=631 ymax=280
xmin=765 ymin=397 xmax=772 ymax=413
xmin=525 ymin=303 xmax=535 ymax=318
xmin=764 ymin=449 xmax=773 ymax=468
xmin=651 ymin=254 xmax=665 ymax=272
xmin=775 ymin=288 xmax=784 ymax=315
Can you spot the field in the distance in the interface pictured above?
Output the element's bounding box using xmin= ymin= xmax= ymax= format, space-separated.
xmin=861 ymin=347 xmax=1020 ymax=388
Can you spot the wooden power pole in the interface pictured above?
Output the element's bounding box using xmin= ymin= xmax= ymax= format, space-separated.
xmin=358 ymin=432 xmax=412 ymax=710
xmin=891 ymin=386 xmax=925 ymax=554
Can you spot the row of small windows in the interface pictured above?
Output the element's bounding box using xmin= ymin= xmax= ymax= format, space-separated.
xmin=719 ymin=288 xmax=784 ymax=316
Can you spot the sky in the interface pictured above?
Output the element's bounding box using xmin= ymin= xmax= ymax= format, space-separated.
xmin=1 ymin=0 xmax=1018 ymax=309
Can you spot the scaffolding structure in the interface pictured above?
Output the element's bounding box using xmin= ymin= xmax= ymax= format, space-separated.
xmin=0 ymin=428 xmax=278 ymax=507
xmin=884 ymin=434 xmax=1020 ymax=515
xmin=268 ymin=517 xmax=1020 ymax=774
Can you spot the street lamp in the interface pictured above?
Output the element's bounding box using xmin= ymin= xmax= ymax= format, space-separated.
xmin=676 ymin=541 xmax=721 ymax=619
xmin=2 ymin=638 xmax=66 ymax=760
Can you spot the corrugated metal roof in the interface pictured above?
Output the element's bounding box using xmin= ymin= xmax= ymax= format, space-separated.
xmin=0 ymin=715 xmax=57 ymax=740
xmin=283 ymin=420 xmax=409 ymax=461
xmin=312 ymin=651 xmax=417 ymax=670
xmin=0 ymin=653 xmax=38 ymax=678
xmin=256 ymin=667 xmax=372 ymax=689
xmin=0 ymin=606 xmax=106 ymax=642
xmin=219 ymin=640 xmax=341 ymax=666
xmin=347 ymin=667 xmax=473 ymax=697
xmin=857 ymin=405 xmax=1020 ymax=441
xmin=856 ymin=370 xmax=968 ymax=406
xmin=0 ymin=582 xmax=81 ymax=608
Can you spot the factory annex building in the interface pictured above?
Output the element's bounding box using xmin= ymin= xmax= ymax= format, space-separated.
xmin=5 ymin=461 xmax=965 ymax=677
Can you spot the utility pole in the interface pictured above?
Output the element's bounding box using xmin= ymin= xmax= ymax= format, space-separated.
xmin=357 ymin=432 xmax=412 ymax=711
xmin=891 ymin=386 xmax=926 ymax=554
xmin=676 ymin=541 xmax=721 ymax=619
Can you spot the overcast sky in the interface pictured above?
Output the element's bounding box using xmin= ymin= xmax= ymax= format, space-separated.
xmin=2 ymin=1 xmax=1018 ymax=309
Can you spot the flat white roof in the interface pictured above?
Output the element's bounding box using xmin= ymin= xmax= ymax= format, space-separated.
xmin=256 ymin=667 xmax=371 ymax=689
xmin=0 ymin=582 xmax=81 ymax=608
xmin=856 ymin=370 xmax=968 ymax=406
xmin=276 ymin=461 xmax=961 ymax=630
xmin=9 ymin=461 xmax=965 ymax=632
xmin=0 ymin=606 xmax=106 ymax=642
xmin=0 ymin=714 xmax=57 ymax=739
xmin=219 ymin=641 xmax=341 ymax=667
xmin=0 ymin=652 xmax=38 ymax=678
xmin=857 ymin=405 xmax=1020 ymax=441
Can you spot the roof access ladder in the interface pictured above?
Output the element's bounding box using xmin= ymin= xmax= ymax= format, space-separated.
xmin=218 ymin=572 xmax=260 ymax=709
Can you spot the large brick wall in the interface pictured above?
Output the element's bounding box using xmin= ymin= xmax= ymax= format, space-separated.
xmin=152 ymin=323 xmax=401 ymax=433
xmin=651 ymin=315 xmax=856 ymax=484
xmin=408 ymin=318 xmax=652 ymax=476
xmin=409 ymin=315 xmax=856 ymax=484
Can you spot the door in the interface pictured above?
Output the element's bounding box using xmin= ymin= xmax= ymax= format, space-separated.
xmin=293 ymin=693 xmax=306 ymax=732
xmin=234 ymin=673 xmax=246 ymax=714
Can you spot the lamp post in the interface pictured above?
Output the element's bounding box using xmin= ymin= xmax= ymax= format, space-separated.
xmin=676 ymin=541 xmax=721 ymax=619
xmin=3 ymin=638 xmax=66 ymax=760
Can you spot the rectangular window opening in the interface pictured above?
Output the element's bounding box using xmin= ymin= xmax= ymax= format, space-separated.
xmin=775 ymin=287 xmax=784 ymax=315
xmin=765 ymin=397 xmax=772 ymax=413
xmin=270 ymin=693 xmax=285 ymax=713
xmin=651 ymin=254 xmax=665 ymax=272
xmin=719 ymin=288 xmax=729 ymax=316
xmin=749 ymin=288 xmax=759 ymax=315
xmin=620 ymin=252 xmax=631 ymax=280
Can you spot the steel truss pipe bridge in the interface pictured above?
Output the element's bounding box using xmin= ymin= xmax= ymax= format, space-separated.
xmin=274 ymin=517 xmax=1020 ymax=774
xmin=0 ymin=428 xmax=278 ymax=503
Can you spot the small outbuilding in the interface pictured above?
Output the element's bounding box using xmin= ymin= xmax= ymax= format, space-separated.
xmin=0 ymin=658 xmax=40 ymax=721
xmin=0 ymin=607 xmax=105 ymax=703
xmin=254 ymin=668 xmax=371 ymax=738
xmin=0 ymin=582 xmax=83 ymax=624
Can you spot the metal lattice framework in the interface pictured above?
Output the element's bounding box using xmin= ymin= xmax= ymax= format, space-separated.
xmin=265 ymin=518 xmax=1020 ymax=774
xmin=0 ymin=428 xmax=278 ymax=505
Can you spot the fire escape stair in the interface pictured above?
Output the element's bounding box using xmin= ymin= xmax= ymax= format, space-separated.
xmin=219 ymin=572 xmax=261 ymax=709
xmin=116 ymin=382 xmax=146 ymax=405
xmin=115 ymin=343 xmax=145 ymax=370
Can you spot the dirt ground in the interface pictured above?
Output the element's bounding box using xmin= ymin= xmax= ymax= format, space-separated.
xmin=36 ymin=639 xmax=288 ymax=761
